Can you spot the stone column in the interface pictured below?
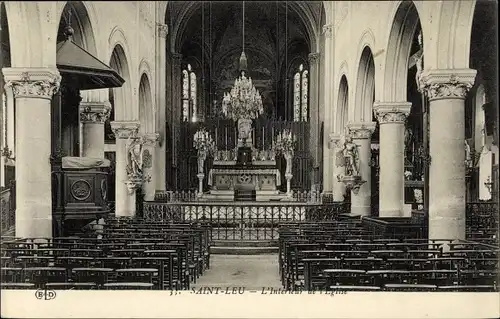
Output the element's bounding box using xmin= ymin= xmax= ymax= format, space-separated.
xmin=347 ymin=122 xmax=376 ymax=216
xmin=111 ymin=121 xmax=140 ymax=217
xmin=322 ymin=24 xmax=334 ymax=194
xmin=155 ymin=23 xmax=168 ymax=191
xmin=308 ymin=52 xmax=321 ymax=188
xmin=3 ymin=68 xmax=61 ymax=238
xmin=373 ymin=102 xmax=411 ymax=217
xmin=329 ymin=133 xmax=346 ymax=202
xmin=171 ymin=53 xmax=182 ymax=189
xmin=420 ymin=69 xmax=476 ymax=240
xmin=79 ymin=101 xmax=111 ymax=158
xmin=142 ymin=132 xmax=160 ymax=201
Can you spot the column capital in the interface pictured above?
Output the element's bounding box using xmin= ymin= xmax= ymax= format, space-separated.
xmin=322 ymin=24 xmax=334 ymax=38
xmin=143 ymin=132 xmax=160 ymax=146
xmin=2 ymin=68 xmax=61 ymax=100
xmin=80 ymin=101 xmax=112 ymax=123
xmin=110 ymin=121 xmax=140 ymax=139
xmin=157 ymin=23 xmax=168 ymax=38
xmin=373 ymin=101 xmax=412 ymax=124
xmin=420 ymin=68 xmax=477 ymax=101
xmin=347 ymin=122 xmax=377 ymax=139
xmin=328 ymin=133 xmax=342 ymax=149
xmin=308 ymin=52 xmax=320 ymax=65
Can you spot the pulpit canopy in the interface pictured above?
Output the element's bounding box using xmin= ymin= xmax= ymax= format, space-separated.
xmin=56 ymin=39 xmax=125 ymax=90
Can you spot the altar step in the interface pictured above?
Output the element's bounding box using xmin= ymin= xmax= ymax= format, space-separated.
xmin=210 ymin=240 xmax=278 ymax=255
xmin=235 ymin=189 xmax=256 ymax=201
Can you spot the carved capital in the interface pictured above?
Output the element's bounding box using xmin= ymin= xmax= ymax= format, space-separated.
xmin=2 ymin=68 xmax=61 ymax=99
xmin=373 ymin=102 xmax=412 ymax=124
xmin=322 ymin=24 xmax=334 ymax=38
xmin=347 ymin=122 xmax=376 ymax=139
xmin=157 ymin=23 xmax=168 ymax=38
xmin=110 ymin=121 xmax=140 ymax=139
xmin=143 ymin=132 xmax=160 ymax=146
xmin=420 ymin=69 xmax=477 ymax=101
xmin=80 ymin=101 xmax=112 ymax=123
xmin=308 ymin=52 xmax=320 ymax=64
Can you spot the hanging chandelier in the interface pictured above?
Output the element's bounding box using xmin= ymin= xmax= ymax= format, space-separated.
xmin=222 ymin=1 xmax=264 ymax=121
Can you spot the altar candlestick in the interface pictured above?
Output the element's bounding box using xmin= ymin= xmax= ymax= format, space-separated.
xmin=215 ymin=128 xmax=218 ymax=146
xmin=272 ymin=127 xmax=274 ymax=145
xmin=225 ymin=127 xmax=228 ymax=150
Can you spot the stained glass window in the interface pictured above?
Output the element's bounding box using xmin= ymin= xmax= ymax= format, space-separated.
xmin=293 ymin=64 xmax=309 ymax=122
xmin=182 ymin=64 xmax=197 ymax=122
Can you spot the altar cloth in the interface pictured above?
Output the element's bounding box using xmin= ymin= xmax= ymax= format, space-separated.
xmin=62 ymin=156 xmax=111 ymax=169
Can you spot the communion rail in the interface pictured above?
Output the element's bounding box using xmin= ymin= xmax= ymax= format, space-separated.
xmin=143 ymin=202 xmax=349 ymax=240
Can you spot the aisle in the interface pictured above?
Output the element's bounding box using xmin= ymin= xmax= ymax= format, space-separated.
xmin=192 ymin=254 xmax=282 ymax=290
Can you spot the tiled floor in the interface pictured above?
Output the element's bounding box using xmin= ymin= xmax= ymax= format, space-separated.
xmin=192 ymin=254 xmax=282 ymax=290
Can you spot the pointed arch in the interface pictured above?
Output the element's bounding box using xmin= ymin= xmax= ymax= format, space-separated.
xmin=336 ymin=75 xmax=349 ymax=134
xmin=382 ymin=1 xmax=421 ymax=102
xmin=109 ymin=44 xmax=132 ymax=120
xmin=354 ymin=46 xmax=376 ymax=122
xmin=56 ymin=1 xmax=98 ymax=56
xmin=139 ymin=73 xmax=154 ymax=134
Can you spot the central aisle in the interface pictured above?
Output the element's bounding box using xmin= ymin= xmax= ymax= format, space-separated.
xmin=192 ymin=254 xmax=282 ymax=290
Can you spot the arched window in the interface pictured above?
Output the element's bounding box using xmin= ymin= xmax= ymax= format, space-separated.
xmin=293 ymin=64 xmax=308 ymax=121
xmin=182 ymin=64 xmax=197 ymax=122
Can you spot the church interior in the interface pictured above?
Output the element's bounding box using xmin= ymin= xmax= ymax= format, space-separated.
xmin=0 ymin=1 xmax=498 ymax=294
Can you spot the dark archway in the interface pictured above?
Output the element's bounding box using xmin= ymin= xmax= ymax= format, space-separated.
xmin=465 ymin=1 xmax=498 ymax=202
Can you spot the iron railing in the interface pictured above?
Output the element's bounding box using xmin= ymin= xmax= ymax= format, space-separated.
xmin=143 ymin=202 xmax=348 ymax=240
xmin=1 ymin=185 xmax=15 ymax=235
xmin=154 ymin=189 xmax=323 ymax=203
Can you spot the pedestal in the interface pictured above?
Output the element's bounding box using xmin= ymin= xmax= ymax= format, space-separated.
xmin=420 ymin=69 xmax=476 ymax=240
xmin=142 ymin=133 xmax=160 ymax=201
xmin=197 ymin=173 xmax=205 ymax=196
xmin=329 ymin=134 xmax=346 ymax=202
xmin=373 ymin=102 xmax=411 ymax=217
xmin=347 ymin=122 xmax=376 ymax=216
xmin=3 ymin=68 xmax=61 ymax=238
xmin=111 ymin=121 xmax=140 ymax=217
xmin=285 ymin=173 xmax=293 ymax=197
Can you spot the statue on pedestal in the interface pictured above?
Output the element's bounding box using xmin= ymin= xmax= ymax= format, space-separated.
xmin=237 ymin=119 xmax=252 ymax=146
xmin=126 ymin=136 xmax=144 ymax=178
xmin=343 ymin=135 xmax=360 ymax=176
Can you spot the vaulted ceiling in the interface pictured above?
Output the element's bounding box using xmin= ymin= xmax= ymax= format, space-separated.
xmin=168 ymin=1 xmax=322 ymax=85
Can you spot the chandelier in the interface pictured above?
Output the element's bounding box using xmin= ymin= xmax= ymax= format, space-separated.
xmin=222 ymin=1 xmax=264 ymax=121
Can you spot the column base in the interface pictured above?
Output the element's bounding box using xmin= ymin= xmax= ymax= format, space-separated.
xmin=429 ymin=216 xmax=466 ymax=241
xmin=350 ymin=204 xmax=371 ymax=217
xmin=144 ymin=193 xmax=155 ymax=201
xmin=379 ymin=209 xmax=402 ymax=218
xmin=16 ymin=215 xmax=53 ymax=238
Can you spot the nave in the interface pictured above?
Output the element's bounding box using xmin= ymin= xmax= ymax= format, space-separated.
xmin=1 ymin=206 xmax=498 ymax=292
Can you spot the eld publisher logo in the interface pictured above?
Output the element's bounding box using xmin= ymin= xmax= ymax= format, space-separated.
xmin=35 ymin=289 xmax=57 ymax=300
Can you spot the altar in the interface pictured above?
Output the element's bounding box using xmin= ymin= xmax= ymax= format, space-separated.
xmin=203 ymin=149 xmax=288 ymax=201
xmin=194 ymin=50 xmax=295 ymax=202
